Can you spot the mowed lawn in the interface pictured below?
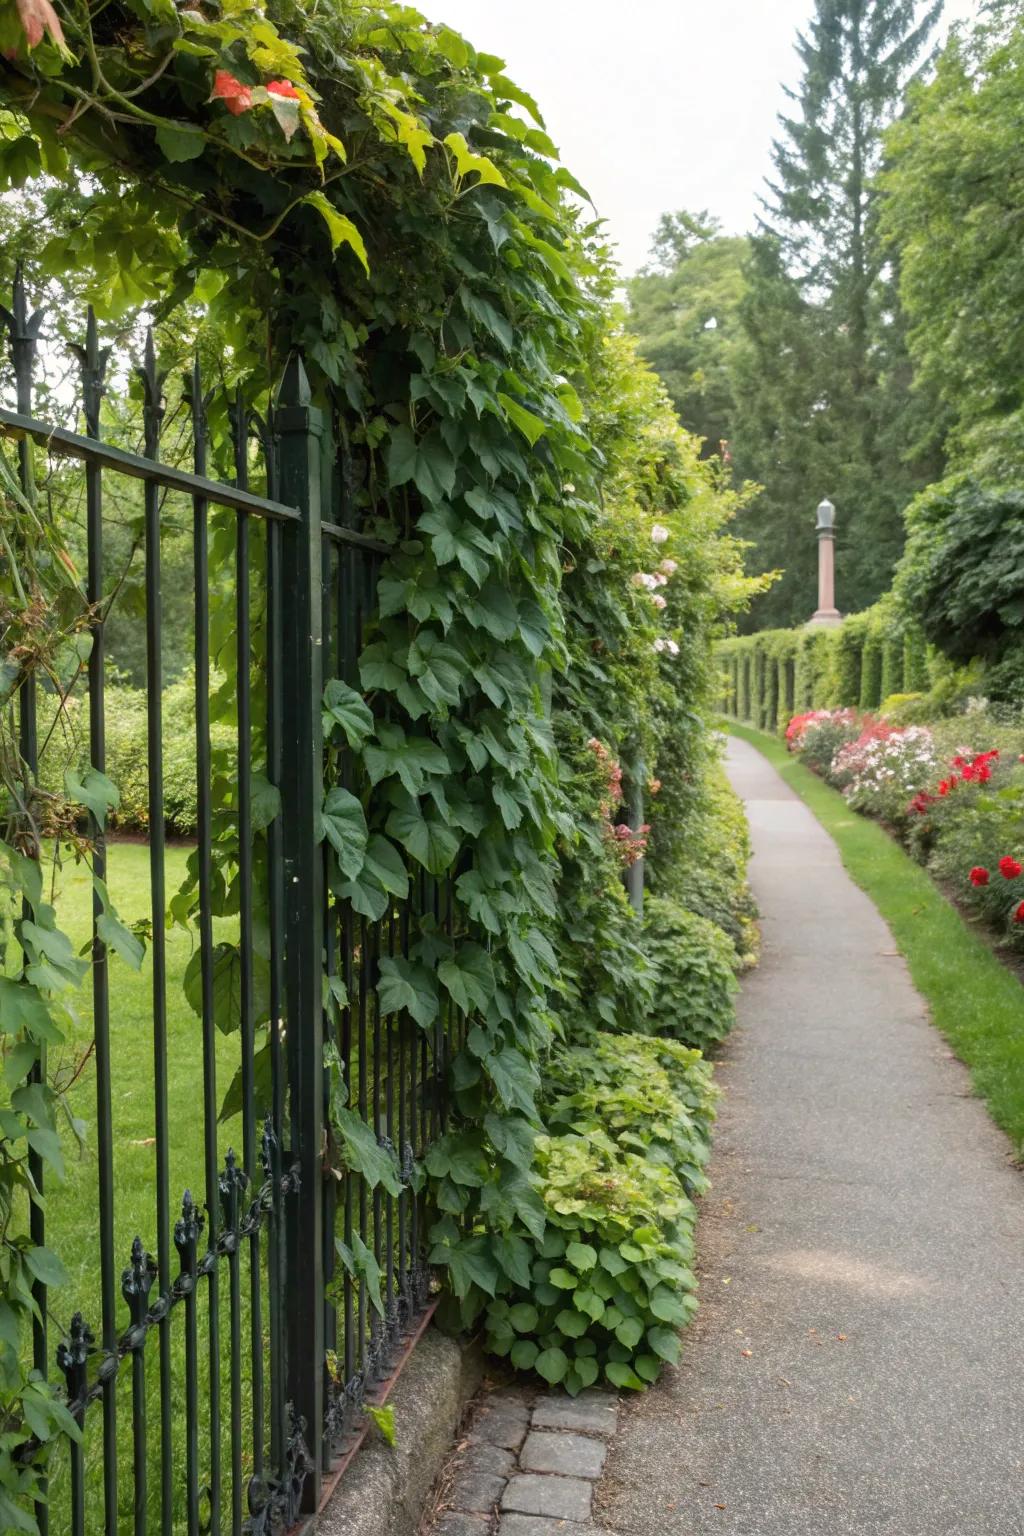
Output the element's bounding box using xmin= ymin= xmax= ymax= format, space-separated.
xmin=12 ymin=842 xmax=264 ymax=1534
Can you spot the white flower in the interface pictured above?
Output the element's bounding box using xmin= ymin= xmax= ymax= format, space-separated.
xmin=667 ymin=639 xmax=680 ymax=657
xmin=660 ymin=558 xmax=678 ymax=575
xmin=632 ymin=572 xmax=659 ymax=591
xmin=651 ymin=524 xmax=670 ymax=545
xmin=653 ymin=638 xmax=668 ymax=654
xmin=562 ymin=483 xmax=576 ymax=495
xmin=651 ymin=593 xmax=667 ymax=610
xmin=654 ymin=571 xmax=668 ymax=587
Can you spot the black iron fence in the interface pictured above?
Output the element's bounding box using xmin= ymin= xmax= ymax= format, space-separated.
xmin=0 ymin=271 xmax=447 ymax=1534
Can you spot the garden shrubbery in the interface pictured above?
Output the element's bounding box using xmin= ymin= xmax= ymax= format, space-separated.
xmin=476 ymin=1031 xmax=717 ymax=1392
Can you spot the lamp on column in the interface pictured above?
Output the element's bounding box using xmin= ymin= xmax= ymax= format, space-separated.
xmin=809 ymin=497 xmax=841 ymax=627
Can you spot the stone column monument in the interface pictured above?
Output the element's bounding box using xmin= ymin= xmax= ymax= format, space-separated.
xmin=809 ymin=497 xmax=842 ymax=626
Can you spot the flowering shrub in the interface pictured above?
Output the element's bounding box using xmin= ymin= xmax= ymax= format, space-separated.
xmin=786 ymin=710 xmax=832 ymax=748
xmin=832 ymin=725 xmax=939 ymax=824
xmin=799 ymin=710 xmax=861 ymax=775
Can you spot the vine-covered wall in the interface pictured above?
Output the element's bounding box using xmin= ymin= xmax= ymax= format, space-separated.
xmin=0 ymin=0 xmax=762 ymax=1515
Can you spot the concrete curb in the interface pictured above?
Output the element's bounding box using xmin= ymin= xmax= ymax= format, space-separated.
xmin=319 ymin=1329 xmax=485 ymax=1536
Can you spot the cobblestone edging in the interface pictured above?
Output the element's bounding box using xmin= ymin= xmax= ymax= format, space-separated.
xmin=428 ymin=1385 xmax=619 ymax=1536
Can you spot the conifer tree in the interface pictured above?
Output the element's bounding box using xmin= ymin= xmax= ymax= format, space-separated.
xmin=732 ymin=0 xmax=942 ymax=629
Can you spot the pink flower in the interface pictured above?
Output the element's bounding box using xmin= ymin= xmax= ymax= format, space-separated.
xmin=651 ymin=594 xmax=667 ymax=610
xmin=660 ymin=559 xmax=678 ymax=576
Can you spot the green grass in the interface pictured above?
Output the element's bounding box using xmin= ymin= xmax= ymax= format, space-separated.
xmin=9 ymin=843 xmax=264 ymax=1534
xmin=727 ymin=720 xmax=1024 ymax=1156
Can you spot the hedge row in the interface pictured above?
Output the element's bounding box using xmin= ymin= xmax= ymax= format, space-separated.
xmin=717 ymin=601 xmax=930 ymax=731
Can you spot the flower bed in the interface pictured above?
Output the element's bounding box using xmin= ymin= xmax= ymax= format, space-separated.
xmin=786 ymin=709 xmax=1024 ymax=953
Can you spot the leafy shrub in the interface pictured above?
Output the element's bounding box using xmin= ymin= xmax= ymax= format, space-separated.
xmin=641 ymin=896 xmax=739 ymax=1051
xmin=477 ymin=1031 xmax=716 ymax=1394
xmin=543 ymin=1032 xmax=717 ymax=1195
xmin=896 ymin=480 xmax=1024 ymax=680
xmin=880 ymin=692 xmax=931 ymax=725
xmin=34 ymin=676 xmax=234 ymax=834
xmin=654 ymin=763 xmax=757 ymax=957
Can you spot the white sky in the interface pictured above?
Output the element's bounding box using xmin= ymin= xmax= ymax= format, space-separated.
xmin=426 ymin=0 xmax=983 ymax=276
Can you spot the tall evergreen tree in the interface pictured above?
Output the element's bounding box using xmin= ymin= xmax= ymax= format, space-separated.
xmin=626 ymin=212 xmax=748 ymax=459
xmin=732 ymin=0 xmax=943 ymax=629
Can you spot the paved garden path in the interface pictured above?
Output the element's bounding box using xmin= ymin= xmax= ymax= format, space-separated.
xmin=596 ymin=732 xmax=1024 ymax=1536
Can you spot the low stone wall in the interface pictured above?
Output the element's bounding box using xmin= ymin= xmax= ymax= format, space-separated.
xmin=319 ymin=1329 xmax=484 ymax=1536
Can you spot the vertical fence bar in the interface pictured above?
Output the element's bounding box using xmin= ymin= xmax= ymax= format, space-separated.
xmin=76 ymin=306 xmax=120 ymax=1536
xmin=261 ymin=405 xmax=288 ymax=1477
xmin=186 ymin=361 xmax=222 ymax=1533
xmin=229 ymin=392 xmax=266 ymax=1490
xmin=275 ymin=354 xmax=325 ymax=1513
xmin=122 ymin=1238 xmax=156 ymax=1536
xmin=137 ymin=329 xmax=174 ymax=1536
xmin=175 ymin=1193 xmax=203 ymax=1536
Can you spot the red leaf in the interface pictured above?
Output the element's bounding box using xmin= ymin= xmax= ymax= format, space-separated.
xmin=211 ymin=69 xmax=254 ymax=116
xmin=267 ymin=79 xmax=301 ymax=98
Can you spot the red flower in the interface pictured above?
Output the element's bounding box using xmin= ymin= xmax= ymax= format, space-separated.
xmin=211 ymin=70 xmax=254 ymax=115
xmin=938 ymin=780 xmax=951 ymax=797
xmin=267 ymin=79 xmax=301 ymax=98
xmin=969 ymin=867 xmax=990 ymax=888
xmin=1015 ymin=901 xmax=1024 ymax=925
xmin=998 ymin=856 xmax=1023 ymax=881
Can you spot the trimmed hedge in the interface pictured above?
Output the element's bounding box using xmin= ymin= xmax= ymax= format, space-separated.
xmin=718 ymin=601 xmax=930 ymax=730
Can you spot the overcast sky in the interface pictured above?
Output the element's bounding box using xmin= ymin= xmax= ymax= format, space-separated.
xmin=426 ymin=0 xmax=982 ymax=276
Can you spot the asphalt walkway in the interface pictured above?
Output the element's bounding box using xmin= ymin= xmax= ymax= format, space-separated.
xmin=596 ymin=732 xmax=1024 ymax=1536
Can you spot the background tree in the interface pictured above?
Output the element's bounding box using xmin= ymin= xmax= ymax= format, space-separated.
xmin=730 ymin=0 xmax=943 ymax=629
xmin=626 ymin=211 xmax=747 ymax=459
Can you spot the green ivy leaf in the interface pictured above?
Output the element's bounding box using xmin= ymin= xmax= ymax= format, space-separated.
xmin=352 ymin=1232 xmax=386 ymax=1314
xmin=386 ymin=805 xmax=460 ymax=874
xmin=386 ymin=425 xmax=456 ymax=502
xmin=23 ymin=1246 xmax=67 ymax=1288
xmin=0 ymin=978 xmax=61 ymax=1042
xmin=303 ymin=191 xmax=370 ymax=274
xmin=485 ymin=1045 xmax=539 ymax=1115
xmin=366 ymin=1403 xmax=396 ymax=1447
xmin=605 ymin=1362 xmax=645 ymax=1391
xmin=155 ymin=123 xmax=206 ymax=163
xmin=407 ymin=632 xmax=469 ymax=708
xmin=555 ymin=1308 xmax=588 ymax=1339
xmin=566 ymin=1242 xmax=597 ymax=1273
xmin=96 ymin=911 xmax=145 ymax=971
xmin=534 ymin=1347 xmax=569 ymax=1386
xmin=510 ymin=1339 xmax=538 ymax=1371
xmin=438 ymin=944 xmax=494 ymax=1013
xmin=647 ymin=1327 xmax=682 ymax=1363
xmin=333 ymin=1108 xmax=402 ymax=1198
xmin=359 ymin=642 xmax=406 ymax=692
xmin=319 ymin=788 xmax=368 ymax=877
xmin=364 ymin=726 xmax=450 ymax=797
xmin=377 ymin=957 xmax=438 ymax=1028
xmin=64 ymin=766 xmax=120 ymax=828
xmin=323 ymin=679 xmax=374 ymax=749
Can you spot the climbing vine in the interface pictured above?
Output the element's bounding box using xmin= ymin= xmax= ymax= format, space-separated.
xmin=0 ymin=0 xmax=760 ymax=1512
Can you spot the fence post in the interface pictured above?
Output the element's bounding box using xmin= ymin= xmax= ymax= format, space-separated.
xmin=275 ymin=353 xmax=325 ymax=1513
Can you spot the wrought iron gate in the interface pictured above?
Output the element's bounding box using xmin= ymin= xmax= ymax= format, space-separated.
xmin=0 ymin=270 xmax=448 ymax=1534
